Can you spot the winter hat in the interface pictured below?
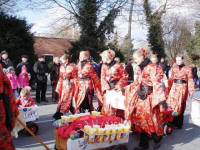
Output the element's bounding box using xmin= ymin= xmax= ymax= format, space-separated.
xmin=1 ymin=50 xmax=8 ymax=55
xmin=7 ymin=66 xmax=15 ymax=71
xmin=21 ymin=55 xmax=28 ymax=59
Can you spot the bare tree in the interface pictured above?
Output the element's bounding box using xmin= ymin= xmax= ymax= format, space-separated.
xmin=163 ymin=14 xmax=192 ymax=60
xmin=0 ymin=0 xmax=17 ymax=11
xmin=126 ymin=0 xmax=134 ymax=61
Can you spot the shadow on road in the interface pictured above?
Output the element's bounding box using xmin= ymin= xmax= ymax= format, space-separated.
xmin=158 ymin=114 xmax=200 ymax=150
xmin=13 ymin=113 xmax=55 ymax=150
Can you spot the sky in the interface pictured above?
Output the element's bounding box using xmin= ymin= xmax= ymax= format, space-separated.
xmin=13 ymin=0 xmax=197 ymax=49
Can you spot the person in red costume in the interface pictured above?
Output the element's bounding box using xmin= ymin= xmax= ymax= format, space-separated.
xmin=74 ymin=50 xmax=103 ymax=113
xmin=166 ymin=54 xmax=194 ymax=129
xmin=16 ymin=86 xmax=35 ymax=107
xmin=0 ymin=64 xmax=19 ymax=150
xmin=124 ymin=49 xmax=167 ymax=150
xmin=55 ymin=53 xmax=77 ymax=115
xmin=100 ymin=49 xmax=128 ymax=116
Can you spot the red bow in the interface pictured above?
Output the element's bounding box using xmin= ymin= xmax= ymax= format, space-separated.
xmin=141 ymin=48 xmax=146 ymax=55
xmin=108 ymin=50 xmax=113 ymax=57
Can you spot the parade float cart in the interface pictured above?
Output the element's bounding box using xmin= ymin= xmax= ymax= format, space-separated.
xmin=12 ymin=105 xmax=39 ymax=137
xmin=191 ymin=90 xmax=200 ymax=126
xmin=53 ymin=111 xmax=130 ymax=150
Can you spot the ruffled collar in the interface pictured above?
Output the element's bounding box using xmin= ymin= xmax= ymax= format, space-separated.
xmin=178 ymin=64 xmax=185 ymax=69
xmin=106 ymin=60 xmax=116 ymax=68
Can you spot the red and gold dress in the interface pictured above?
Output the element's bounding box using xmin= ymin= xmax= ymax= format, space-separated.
xmin=124 ymin=62 xmax=166 ymax=136
xmin=101 ymin=61 xmax=128 ymax=116
xmin=0 ymin=65 xmax=19 ymax=150
xmin=167 ymin=65 xmax=194 ymax=115
xmin=74 ymin=61 xmax=103 ymax=112
xmin=56 ymin=63 xmax=77 ymax=114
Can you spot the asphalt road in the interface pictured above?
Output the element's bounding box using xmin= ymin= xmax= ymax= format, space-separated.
xmin=13 ymin=86 xmax=200 ymax=150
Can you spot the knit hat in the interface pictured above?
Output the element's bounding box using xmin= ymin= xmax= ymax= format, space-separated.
xmin=21 ymin=55 xmax=28 ymax=59
xmin=7 ymin=66 xmax=15 ymax=71
xmin=1 ymin=50 xmax=8 ymax=55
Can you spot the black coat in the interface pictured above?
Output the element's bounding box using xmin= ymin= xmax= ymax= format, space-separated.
xmin=16 ymin=61 xmax=33 ymax=75
xmin=50 ymin=63 xmax=60 ymax=86
xmin=192 ymin=67 xmax=198 ymax=78
xmin=159 ymin=62 xmax=167 ymax=72
xmin=0 ymin=58 xmax=13 ymax=69
xmin=33 ymin=61 xmax=49 ymax=82
xmin=125 ymin=63 xmax=134 ymax=81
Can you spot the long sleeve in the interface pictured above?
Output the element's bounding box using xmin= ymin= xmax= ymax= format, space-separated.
xmin=115 ymin=65 xmax=128 ymax=89
xmin=124 ymin=68 xmax=141 ymax=120
xmin=150 ymin=65 xmax=166 ymax=108
xmin=88 ymin=64 xmax=103 ymax=104
xmin=101 ymin=64 xmax=110 ymax=93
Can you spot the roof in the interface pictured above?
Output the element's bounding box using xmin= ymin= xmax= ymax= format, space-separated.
xmin=33 ymin=37 xmax=72 ymax=57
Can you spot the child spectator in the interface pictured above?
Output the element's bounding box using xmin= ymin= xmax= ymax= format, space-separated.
xmin=18 ymin=65 xmax=30 ymax=91
xmin=6 ymin=66 xmax=19 ymax=98
xmin=16 ymin=86 xmax=35 ymax=107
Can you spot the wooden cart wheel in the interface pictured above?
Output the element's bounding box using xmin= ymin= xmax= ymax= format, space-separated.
xmin=26 ymin=121 xmax=39 ymax=135
xmin=54 ymin=144 xmax=58 ymax=150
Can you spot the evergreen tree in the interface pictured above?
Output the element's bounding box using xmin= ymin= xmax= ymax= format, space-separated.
xmin=144 ymin=0 xmax=166 ymax=59
xmin=119 ymin=36 xmax=133 ymax=60
xmin=70 ymin=0 xmax=119 ymax=62
xmin=186 ymin=21 xmax=200 ymax=64
xmin=0 ymin=12 xmax=36 ymax=66
xmin=107 ymin=31 xmax=124 ymax=62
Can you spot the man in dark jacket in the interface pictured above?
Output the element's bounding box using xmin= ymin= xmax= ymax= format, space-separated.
xmin=33 ymin=56 xmax=49 ymax=103
xmin=0 ymin=51 xmax=13 ymax=69
xmin=50 ymin=57 xmax=60 ymax=102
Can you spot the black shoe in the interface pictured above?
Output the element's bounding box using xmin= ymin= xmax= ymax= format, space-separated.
xmin=173 ymin=125 xmax=182 ymax=129
xmin=41 ymin=99 xmax=48 ymax=102
xmin=153 ymin=142 xmax=161 ymax=149
xmin=134 ymin=146 xmax=149 ymax=150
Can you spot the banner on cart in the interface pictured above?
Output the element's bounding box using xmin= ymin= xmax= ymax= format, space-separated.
xmin=67 ymin=136 xmax=129 ymax=150
xmin=19 ymin=105 xmax=39 ymax=122
xmin=105 ymin=90 xmax=125 ymax=110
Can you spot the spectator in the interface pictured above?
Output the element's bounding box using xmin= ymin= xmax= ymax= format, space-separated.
xmin=16 ymin=55 xmax=34 ymax=87
xmin=166 ymin=62 xmax=171 ymax=78
xmin=6 ymin=66 xmax=19 ymax=98
xmin=50 ymin=57 xmax=60 ymax=102
xmin=125 ymin=61 xmax=134 ymax=84
xmin=0 ymin=50 xmax=13 ymax=69
xmin=16 ymin=55 xmax=32 ymax=75
xmin=33 ymin=56 xmax=49 ymax=103
xmin=159 ymin=57 xmax=167 ymax=72
xmin=191 ymin=64 xmax=199 ymax=87
xmin=18 ymin=65 xmax=30 ymax=91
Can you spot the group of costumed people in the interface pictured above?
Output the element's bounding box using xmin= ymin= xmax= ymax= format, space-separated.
xmin=0 ymin=47 xmax=194 ymax=150
xmin=54 ymin=48 xmax=194 ymax=150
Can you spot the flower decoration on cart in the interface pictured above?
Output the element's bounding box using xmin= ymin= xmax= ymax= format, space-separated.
xmin=53 ymin=111 xmax=131 ymax=144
